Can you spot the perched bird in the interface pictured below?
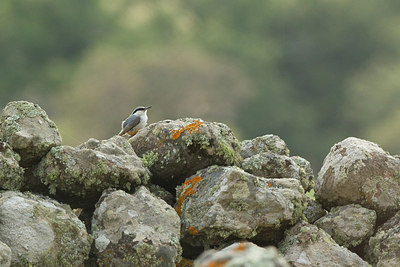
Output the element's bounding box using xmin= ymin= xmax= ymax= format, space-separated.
xmin=118 ymin=106 xmax=151 ymax=136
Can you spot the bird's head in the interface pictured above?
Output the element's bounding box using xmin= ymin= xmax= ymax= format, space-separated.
xmin=132 ymin=106 xmax=151 ymax=115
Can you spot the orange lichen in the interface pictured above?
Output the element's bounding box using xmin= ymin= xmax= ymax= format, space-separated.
xmin=268 ymin=183 xmax=272 ymax=187
xmin=234 ymin=241 xmax=248 ymax=251
xmin=170 ymin=120 xmax=204 ymax=140
xmin=188 ymin=226 xmax=198 ymax=235
xmin=176 ymin=258 xmax=194 ymax=267
xmin=203 ymin=260 xmax=228 ymax=267
xmin=175 ymin=176 xmax=202 ymax=216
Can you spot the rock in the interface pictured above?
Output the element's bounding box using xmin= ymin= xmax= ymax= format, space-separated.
xmin=194 ymin=242 xmax=289 ymax=267
xmin=366 ymin=211 xmax=400 ymax=266
xmin=33 ymin=136 xmax=149 ymax=202
xmin=130 ymin=118 xmax=241 ymax=191
xmin=240 ymin=134 xmax=290 ymax=159
xmin=178 ymin=166 xmax=306 ymax=247
xmin=314 ymin=204 xmax=376 ymax=248
xmin=0 ymin=142 xmax=24 ymax=190
xmin=92 ymin=187 xmax=182 ymax=267
xmin=291 ymin=156 xmax=315 ymax=192
xmin=304 ymin=198 xmax=326 ymax=224
xmin=315 ymin=137 xmax=400 ymax=220
xmin=147 ymin=183 xmax=175 ymax=206
xmin=0 ymin=241 xmax=11 ymax=267
xmin=0 ymin=191 xmax=91 ymax=266
xmin=279 ymin=221 xmax=368 ymax=267
xmin=0 ymin=101 xmax=62 ymax=166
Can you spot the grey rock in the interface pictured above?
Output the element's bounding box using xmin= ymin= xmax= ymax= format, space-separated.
xmin=194 ymin=242 xmax=289 ymax=267
xmin=304 ymin=198 xmax=326 ymax=224
xmin=314 ymin=204 xmax=376 ymax=248
xmin=366 ymin=211 xmax=400 ymax=267
xmin=279 ymin=221 xmax=368 ymax=267
xmin=240 ymin=134 xmax=290 ymax=159
xmin=0 ymin=241 xmax=11 ymax=267
xmin=0 ymin=101 xmax=62 ymax=166
xmin=33 ymin=136 xmax=149 ymax=200
xmin=130 ymin=118 xmax=241 ymax=191
xmin=92 ymin=187 xmax=182 ymax=267
xmin=315 ymin=137 xmax=400 ymax=220
xmin=0 ymin=191 xmax=91 ymax=266
xmin=0 ymin=142 xmax=24 ymax=190
xmin=291 ymin=156 xmax=315 ymax=192
xmin=178 ymin=166 xmax=306 ymax=247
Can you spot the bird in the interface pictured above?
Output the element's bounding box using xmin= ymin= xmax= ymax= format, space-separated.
xmin=118 ymin=106 xmax=151 ymax=136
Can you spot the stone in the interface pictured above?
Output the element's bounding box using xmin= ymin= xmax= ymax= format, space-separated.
xmin=0 ymin=142 xmax=24 ymax=190
xmin=0 ymin=101 xmax=62 ymax=166
xmin=366 ymin=211 xmax=400 ymax=266
xmin=194 ymin=242 xmax=289 ymax=267
xmin=178 ymin=166 xmax=306 ymax=247
xmin=240 ymin=134 xmax=290 ymax=159
xmin=314 ymin=204 xmax=376 ymax=248
xmin=33 ymin=136 xmax=149 ymax=202
xmin=130 ymin=118 xmax=241 ymax=191
xmin=304 ymin=198 xmax=326 ymax=224
xmin=291 ymin=156 xmax=315 ymax=192
xmin=92 ymin=187 xmax=182 ymax=267
xmin=279 ymin=221 xmax=368 ymax=267
xmin=315 ymin=137 xmax=400 ymax=220
xmin=0 ymin=241 xmax=11 ymax=267
xmin=0 ymin=191 xmax=91 ymax=266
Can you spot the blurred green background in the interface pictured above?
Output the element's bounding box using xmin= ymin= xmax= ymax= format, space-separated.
xmin=2 ymin=0 xmax=400 ymax=172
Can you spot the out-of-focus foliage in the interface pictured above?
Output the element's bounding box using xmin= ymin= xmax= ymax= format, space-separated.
xmin=1 ymin=0 xmax=400 ymax=169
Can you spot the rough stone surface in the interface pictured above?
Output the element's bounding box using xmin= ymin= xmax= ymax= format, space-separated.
xmin=0 ymin=101 xmax=62 ymax=166
xmin=0 ymin=142 xmax=24 ymax=190
xmin=0 ymin=191 xmax=91 ymax=266
xmin=0 ymin=240 xmax=11 ymax=267
xmin=366 ymin=211 xmax=400 ymax=266
xmin=92 ymin=187 xmax=182 ymax=267
xmin=304 ymin=198 xmax=326 ymax=224
xmin=130 ymin=118 xmax=241 ymax=191
xmin=315 ymin=137 xmax=400 ymax=219
xmin=240 ymin=134 xmax=290 ymax=159
xmin=33 ymin=136 xmax=149 ymax=200
xmin=314 ymin=204 xmax=376 ymax=248
xmin=194 ymin=242 xmax=289 ymax=267
xmin=279 ymin=221 xmax=368 ymax=267
xmin=291 ymin=156 xmax=315 ymax=192
xmin=178 ymin=166 xmax=306 ymax=247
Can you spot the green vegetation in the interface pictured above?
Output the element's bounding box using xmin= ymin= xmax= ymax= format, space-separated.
xmin=1 ymin=0 xmax=400 ymax=169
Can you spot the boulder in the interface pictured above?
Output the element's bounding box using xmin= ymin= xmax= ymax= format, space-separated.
xmin=92 ymin=187 xmax=182 ymax=267
xmin=366 ymin=211 xmax=400 ymax=266
xmin=315 ymin=137 xmax=400 ymax=220
xmin=0 ymin=191 xmax=91 ymax=266
xmin=0 ymin=241 xmax=11 ymax=267
xmin=314 ymin=204 xmax=376 ymax=248
xmin=291 ymin=156 xmax=315 ymax=192
xmin=178 ymin=166 xmax=306 ymax=247
xmin=279 ymin=221 xmax=368 ymax=266
xmin=130 ymin=118 xmax=241 ymax=191
xmin=194 ymin=242 xmax=289 ymax=267
xmin=0 ymin=101 xmax=62 ymax=166
xmin=240 ymin=134 xmax=290 ymax=159
xmin=0 ymin=142 xmax=24 ymax=190
xmin=304 ymin=198 xmax=326 ymax=224
xmin=33 ymin=136 xmax=149 ymax=202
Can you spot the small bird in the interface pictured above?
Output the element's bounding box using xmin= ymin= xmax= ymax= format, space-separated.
xmin=118 ymin=106 xmax=151 ymax=136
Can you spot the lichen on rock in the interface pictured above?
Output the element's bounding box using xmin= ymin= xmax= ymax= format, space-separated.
xmin=0 ymin=142 xmax=24 ymax=190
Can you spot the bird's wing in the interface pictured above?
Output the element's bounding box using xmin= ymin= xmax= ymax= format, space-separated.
xmin=119 ymin=114 xmax=140 ymax=135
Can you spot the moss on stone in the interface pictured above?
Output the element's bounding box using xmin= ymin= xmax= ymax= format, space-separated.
xmin=142 ymin=151 xmax=159 ymax=168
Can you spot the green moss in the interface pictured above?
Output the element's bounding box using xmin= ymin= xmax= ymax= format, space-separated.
xmin=215 ymin=139 xmax=240 ymax=165
xmin=141 ymin=151 xmax=159 ymax=168
xmin=123 ymin=243 xmax=160 ymax=266
xmin=229 ymin=199 xmax=249 ymax=211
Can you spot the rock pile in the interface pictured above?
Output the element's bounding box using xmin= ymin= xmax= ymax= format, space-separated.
xmin=0 ymin=100 xmax=399 ymax=266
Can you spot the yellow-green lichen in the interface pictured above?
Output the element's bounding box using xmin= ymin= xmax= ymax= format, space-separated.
xmin=142 ymin=151 xmax=159 ymax=168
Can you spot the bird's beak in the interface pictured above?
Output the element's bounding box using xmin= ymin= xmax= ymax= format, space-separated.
xmin=145 ymin=106 xmax=152 ymax=110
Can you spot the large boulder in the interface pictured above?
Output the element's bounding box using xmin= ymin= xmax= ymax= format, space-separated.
xmin=315 ymin=137 xmax=400 ymax=220
xmin=33 ymin=136 xmax=149 ymax=203
xmin=92 ymin=187 xmax=182 ymax=267
xmin=0 ymin=191 xmax=91 ymax=266
xmin=0 ymin=142 xmax=24 ymax=190
xmin=0 ymin=101 xmax=62 ymax=166
xmin=366 ymin=211 xmax=400 ymax=266
xmin=279 ymin=221 xmax=368 ymax=266
xmin=314 ymin=204 xmax=376 ymax=249
xmin=130 ymin=118 xmax=241 ymax=191
xmin=194 ymin=242 xmax=289 ymax=267
xmin=178 ymin=166 xmax=307 ymax=247
xmin=240 ymin=134 xmax=290 ymax=159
